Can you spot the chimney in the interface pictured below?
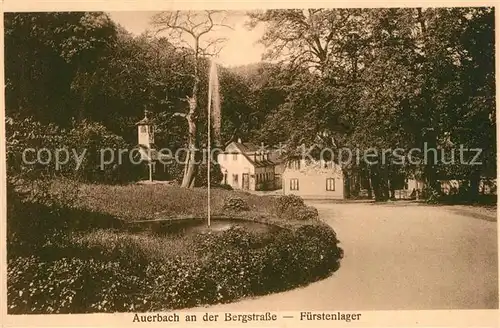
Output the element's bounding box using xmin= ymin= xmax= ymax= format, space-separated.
xmin=237 ymin=138 xmax=242 ymax=143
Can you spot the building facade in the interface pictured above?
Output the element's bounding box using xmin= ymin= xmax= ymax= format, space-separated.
xmin=217 ymin=140 xmax=276 ymax=191
xmin=282 ymin=158 xmax=344 ymax=199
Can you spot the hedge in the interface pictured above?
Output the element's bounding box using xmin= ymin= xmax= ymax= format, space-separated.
xmin=8 ymin=224 xmax=343 ymax=313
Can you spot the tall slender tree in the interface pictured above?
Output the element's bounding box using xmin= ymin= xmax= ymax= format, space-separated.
xmin=151 ymin=10 xmax=231 ymax=188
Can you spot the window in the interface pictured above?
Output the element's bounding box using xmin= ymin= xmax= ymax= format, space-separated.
xmin=140 ymin=125 xmax=147 ymax=133
xmin=290 ymin=178 xmax=299 ymax=191
xmin=326 ymin=178 xmax=335 ymax=191
xmin=289 ymin=160 xmax=301 ymax=170
xmin=233 ymin=174 xmax=239 ymax=186
xmin=233 ymin=154 xmax=238 ymax=161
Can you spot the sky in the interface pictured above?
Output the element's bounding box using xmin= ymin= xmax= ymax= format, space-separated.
xmin=108 ymin=11 xmax=267 ymax=67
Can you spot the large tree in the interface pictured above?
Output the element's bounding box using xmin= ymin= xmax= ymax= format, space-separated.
xmin=248 ymin=8 xmax=495 ymax=200
xmin=4 ymin=12 xmax=118 ymax=126
xmin=151 ymin=10 xmax=231 ymax=188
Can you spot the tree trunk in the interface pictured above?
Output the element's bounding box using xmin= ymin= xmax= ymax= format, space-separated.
xmin=352 ymin=169 xmax=361 ymax=198
xmin=389 ymin=177 xmax=396 ymax=200
xmin=468 ymin=169 xmax=481 ymax=202
xmin=367 ymin=166 xmax=373 ymax=199
xmin=424 ymin=133 xmax=440 ymax=192
xmin=381 ymin=165 xmax=390 ymax=201
xmin=181 ymin=80 xmax=199 ymax=188
xmin=343 ymin=169 xmax=351 ymax=199
xmin=370 ymin=167 xmax=381 ymax=201
xmin=371 ymin=164 xmax=389 ymax=202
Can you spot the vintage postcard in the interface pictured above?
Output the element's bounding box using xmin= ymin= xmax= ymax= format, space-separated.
xmin=1 ymin=0 xmax=498 ymax=327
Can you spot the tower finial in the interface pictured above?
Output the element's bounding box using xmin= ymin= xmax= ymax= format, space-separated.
xmin=144 ymin=109 xmax=148 ymax=119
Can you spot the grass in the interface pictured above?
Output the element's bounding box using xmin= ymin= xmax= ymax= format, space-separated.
xmin=72 ymin=229 xmax=200 ymax=261
xmin=41 ymin=180 xmax=323 ymax=265
xmin=67 ymin=182 xmax=277 ymax=221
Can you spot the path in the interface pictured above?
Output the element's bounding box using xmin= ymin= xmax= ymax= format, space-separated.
xmin=193 ymin=202 xmax=498 ymax=310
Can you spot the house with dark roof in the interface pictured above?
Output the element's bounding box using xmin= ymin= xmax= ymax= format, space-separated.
xmin=217 ymin=139 xmax=278 ymax=191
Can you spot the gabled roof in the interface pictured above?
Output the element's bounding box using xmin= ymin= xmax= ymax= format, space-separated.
xmin=135 ymin=110 xmax=153 ymax=126
xmin=135 ymin=117 xmax=152 ymax=126
xmin=224 ymin=141 xmax=274 ymax=168
xmin=233 ymin=142 xmax=260 ymax=153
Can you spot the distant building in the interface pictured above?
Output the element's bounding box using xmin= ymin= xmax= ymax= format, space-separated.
xmin=393 ymin=178 xmax=425 ymax=199
xmin=439 ymin=178 xmax=497 ymax=195
xmin=268 ymin=146 xmax=285 ymax=189
xmin=282 ymin=158 xmax=344 ymax=199
xmin=217 ymin=139 xmax=277 ymax=191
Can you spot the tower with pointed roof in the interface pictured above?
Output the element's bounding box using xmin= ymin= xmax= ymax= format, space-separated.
xmin=136 ymin=109 xmax=155 ymax=149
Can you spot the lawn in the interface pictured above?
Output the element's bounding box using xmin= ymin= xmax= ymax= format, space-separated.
xmin=68 ymin=182 xmax=277 ymax=221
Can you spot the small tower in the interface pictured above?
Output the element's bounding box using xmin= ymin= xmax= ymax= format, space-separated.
xmin=136 ymin=109 xmax=154 ymax=148
xmin=136 ymin=109 xmax=155 ymax=182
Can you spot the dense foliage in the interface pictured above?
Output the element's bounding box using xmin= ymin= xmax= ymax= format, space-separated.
xmin=248 ymin=8 xmax=495 ymax=201
xmin=5 ymin=9 xmax=495 ymax=200
xmin=8 ymin=201 xmax=342 ymax=313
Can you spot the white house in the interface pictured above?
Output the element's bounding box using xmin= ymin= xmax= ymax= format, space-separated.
xmin=217 ymin=140 xmax=276 ymax=191
xmin=282 ymin=158 xmax=344 ymax=199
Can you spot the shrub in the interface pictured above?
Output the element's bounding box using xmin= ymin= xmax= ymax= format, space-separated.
xmin=223 ymin=196 xmax=250 ymax=212
xmin=293 ymin=206 xmax=319 ymax=221
xmin=195 ymin=163 xmax=224 ymax=187
xmin=7 ymin=222 xmax=343 ymax=313
xmin=217 ymin=184 xmax=233 ymax=190
xmin=274 ymin=194 xmax=305 ymax=213
xmin=67 ymin=120 xmax=142 ymax=184
xmin=422 ymin=186 xmax=441 ymax=204
xmin=5 ymin=116 xmax=65 ymax=180
xmin=7 ymin=256 xmax=144 ymax=313
xmin=273 ymin=195 xmax=318 ymax=220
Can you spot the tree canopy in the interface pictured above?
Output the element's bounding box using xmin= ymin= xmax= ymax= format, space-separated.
xmin=5 ymin=8 xmax=495 ymax=199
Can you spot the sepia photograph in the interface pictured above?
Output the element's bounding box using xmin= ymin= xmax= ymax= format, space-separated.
xmin=3 ymin=4 xmax=497 ymax=321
